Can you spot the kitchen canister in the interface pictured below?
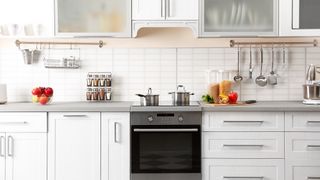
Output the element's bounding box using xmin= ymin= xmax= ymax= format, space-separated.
xmin=0 ymin=84 xmax=7 ymax=104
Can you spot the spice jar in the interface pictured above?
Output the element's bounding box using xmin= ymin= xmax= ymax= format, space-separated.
xmin=106 ymin=88 xmax=112 ymax=100
xmin=99 ymin=75 xmax=106 ymax=87
xmin=99 ymin=88 xmax=105 ymax=100
xmin=87 ymin=75 xmax=93 ymax=87
xmin=106 ymin=76 xmax=112 ymax=87
xmin=93 ymin=75 xmax=100 ymax=87
xmin=86 ymin=88 xmax=92 ymax=101
xmin=93 ymin=88 xmax=99 ymax=100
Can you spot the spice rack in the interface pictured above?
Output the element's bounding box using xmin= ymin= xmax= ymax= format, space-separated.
xmin=86 ymin=72 xmax=112 ymax=101
xmin=44 ymin=56 xmax=80 ymax=69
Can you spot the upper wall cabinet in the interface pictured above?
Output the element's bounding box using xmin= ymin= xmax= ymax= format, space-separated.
xmin=200 ymin=0 xmax=278 ymax=37
xmin=280 ymin=0 xmax=320 ymax=36
xmin=132 ymin=0 xmax=199 ymax=37
xmin=0 ymin=0 xmax=53 ymax=37
xmin=55 ymin=0 xmax=131 ymax=37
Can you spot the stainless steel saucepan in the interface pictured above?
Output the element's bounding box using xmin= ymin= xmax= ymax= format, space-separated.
xmin=169 ymin=85 xmax=194 ymax=106
xmin=136 ymin=88 xmax=159 ymax=106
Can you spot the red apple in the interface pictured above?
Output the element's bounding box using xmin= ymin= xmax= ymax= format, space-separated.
xmin=44 ymin=87 xmax=54 ymax=97
xmin=40 ymin=87 xmax=46 ymax=94
xmin=32 ymin=87 xmax=42 ymax=96
xmin=228 ymin=92 xmax=238 ymax=104
xmin=39 ymin=95 xmax=49 ymax=105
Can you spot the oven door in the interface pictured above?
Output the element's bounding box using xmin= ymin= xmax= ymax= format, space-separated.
xmin=131 ymin=125 xmax=201 ymax=175
xmin=292 ymin=0 xmax=320 ymax=29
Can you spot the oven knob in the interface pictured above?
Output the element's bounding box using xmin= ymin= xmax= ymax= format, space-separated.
xmin=147 ymin=116 xmax=154 ymax=122
xmin=178 ymin=115 xmax=184 ymax=122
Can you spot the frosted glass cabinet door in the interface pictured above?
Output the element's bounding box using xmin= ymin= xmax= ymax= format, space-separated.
xmin=55 ymin=0 xmax=131 ymax=37
xmin=201 ymin=0 xmax=278 ymax=36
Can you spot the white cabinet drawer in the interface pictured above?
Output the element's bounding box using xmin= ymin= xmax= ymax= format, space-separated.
xmin=203 ymin=132 xmax=284 ymax=158
xmin=286 ymin=160 xmax=320 ymax=180
xmin=203 ymin=159 xmax=284 ymax=180
xmin=286 ymin=112 xmax=320 ymax=131
xmin=286 ymin=132 xmax=320 ymax=160
xmin=0 ymin=112 xmax=47 ymax=132
xmin=203 ymin=112 xmax=284 ymax=132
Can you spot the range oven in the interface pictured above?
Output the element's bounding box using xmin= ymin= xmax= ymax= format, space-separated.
xmin=130 ymin=112 xmax=201 ymax=180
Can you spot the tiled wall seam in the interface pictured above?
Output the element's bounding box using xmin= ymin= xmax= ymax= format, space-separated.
xmin=0 ymin=47 xmax=319 ymax=102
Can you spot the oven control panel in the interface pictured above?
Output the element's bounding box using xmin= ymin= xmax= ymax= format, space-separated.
xmin=131 ymin=112 xmax=201 ymax=125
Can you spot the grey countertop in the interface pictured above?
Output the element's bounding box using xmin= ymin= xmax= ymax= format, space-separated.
xmin=201 ymin=101 xmax=320 ymax=112
xmin=0 ymin=101 xmax=320 ymax=112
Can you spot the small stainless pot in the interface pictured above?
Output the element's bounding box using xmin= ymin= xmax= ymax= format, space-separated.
xmin=169 ymin=85 xmax=194 ymax=106
xmin=303 ymin=84 xmax=320 ymax=100
xmin=136 ymin=88 xmax=159 ymax=106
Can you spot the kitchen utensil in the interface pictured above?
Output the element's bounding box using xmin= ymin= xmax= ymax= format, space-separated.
xmin=136 ymin=88 xmax=159 ymax=106
xmin=306 ymin=64 xmax=316 ymax=84
xmin=245 ymin=100 xmax=257 ymax=104
xmin=268 ymin=46 xmax=278 ymax=85
xmin=21 ymin=49 xmax=41 ymax=64
xmin=255 ymin=47 xmax=267 ymax=87
xmin=0 ymin=84 xmax=7 ymax=104
xmin=249 ymin=46 xmax=253 ymax=79
xmin=282 ymin=45 xmax=286 ymax=64
xmin=234 ymin=46 xmax=243 ymax=82
xmin=169 ymin=85 xmax=194 ymax=106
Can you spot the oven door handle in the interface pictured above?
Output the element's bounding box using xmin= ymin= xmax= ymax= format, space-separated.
xmin=133 ymin=128 xmax=199 ymax=132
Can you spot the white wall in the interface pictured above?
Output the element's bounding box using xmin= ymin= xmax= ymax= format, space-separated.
xmin=0 ymin=46 xmax=319 ymax=102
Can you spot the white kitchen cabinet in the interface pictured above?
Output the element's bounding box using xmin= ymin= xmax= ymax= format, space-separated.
xmin=285 ymin=112 xmax=320 ymax=132
xmin=203 ymin=132 xmax=284 ymax=159
xmin=132 ymin=0 xmax=198 ymax=20
xmin=286 ymin=160 xmax=320 ymax=180
xmin=102 ymin=113 xmax=130 ymax=180
xmin=203 ymin=159 xmax=284 ymax=180
xmin=0 ymin=133 xmax=5 ymax=180
xmin=6 ymin=133 xmax=46 ymax=180
xmin=48 ymin=112 xmax=100 ymax=180
xmin=0 ymin=112 xmax=47 ymax=180
xmin=280 ymin=0 xmax=320 ymax=36
xmin=200 ymin=0 xmax=278 ymax=37
xmin=132 ymin=0 xmax=164 ymax=20
xmin=55 ymin=0 xmax=131 ymax=37
xmin=202 ymin=112 xmax=284 ymax=132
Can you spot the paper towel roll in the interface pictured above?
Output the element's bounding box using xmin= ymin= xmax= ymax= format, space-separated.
xmin=0 ymin=84 xmax=7 ymax=104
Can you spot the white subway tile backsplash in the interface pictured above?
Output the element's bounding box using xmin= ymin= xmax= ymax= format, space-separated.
xmin=0 ymin=47 xmax=317 ymax=102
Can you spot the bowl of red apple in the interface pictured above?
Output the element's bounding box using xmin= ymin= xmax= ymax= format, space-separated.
xmin=31 ymin=87 xmax=53 ymax=105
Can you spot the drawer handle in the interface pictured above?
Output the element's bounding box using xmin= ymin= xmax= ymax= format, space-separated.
xmin=223 ymin=121 xmax=264 ymax=124
xmin=308 ymin=177 xmax=320 ymax=180
xmin=223 ymin=176 xmax=264 ymax=179
xmin=0 ymin=122 xmax=28 ymax=125
xmin=307 ymin=145 xmax=320 ymax=148
xmin=0 ymin=136 xmax=5 ymax=157
xmin=223 ymin=144 xmax=264 ymax=148
xmin=7 ymin=136 xmax=13 ymax=157
xmin=307 ymin=121 xmax=320 ymax=124
xmin=114 ymin=122 xmax=120 ymax=143
xmin=63 ymin=115 xmax=88 ymax=118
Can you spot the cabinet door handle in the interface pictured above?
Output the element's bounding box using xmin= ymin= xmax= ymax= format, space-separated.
xmin=167 ymin=0 xmax=171 ymax=17
xmin=307 ymin=145 xmax=320 ymax=148
xmin=63 ymin=115 xmax=87 ymax=118
xmin=161 ymin=0 xmax=164 ymax=17
xmin=0 ymin=122 xmax=28 ymax=125
xmin=223 ymin=144 xmax=264 ymax=148
xmin=223 ymin=120 xmax=264 ymax=124
xmin=0 ymin=136 xmax=5 ymax=157
xmin=223 ymin=176 xmax=264 ymax=179
xmin=7 ymin=136 xmax=13 ymax=157
xmin=308 ymin=177 xmax=320 ymax=180
xmin=307 ymin=121 xmax=320 ymax=124
xmin=114 ymin=122 xmax=120 ymax=143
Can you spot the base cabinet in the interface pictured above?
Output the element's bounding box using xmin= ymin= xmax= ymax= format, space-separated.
xmin=102 ymin=113 xmax=130 ymax=180
xmin=48 ymin=112 xmax=101 ymax=180
xmin=203 ymin=159 xmax=284 ymax=180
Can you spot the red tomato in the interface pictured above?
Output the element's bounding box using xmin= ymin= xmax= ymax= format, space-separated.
xmin=228 ymin=92 xmax=238 ymax=104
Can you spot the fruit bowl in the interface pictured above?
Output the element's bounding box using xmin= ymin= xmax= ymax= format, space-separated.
xmin=32 ymin=87 xmax=54 ymax=105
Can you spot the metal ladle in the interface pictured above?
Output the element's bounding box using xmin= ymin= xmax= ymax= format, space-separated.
xmin=234 ymin=46 xmax=243 ymax=82
xmin=249 ymin=45 xmax=253 ymax=79
xmin=255 ymin=47 xmax=267 ymax=87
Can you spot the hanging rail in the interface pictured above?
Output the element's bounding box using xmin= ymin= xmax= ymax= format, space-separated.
xmin=15 ymin=40 xmax=105 ymax=48
xmin=230 ymin=39 xmax=318 ymax=47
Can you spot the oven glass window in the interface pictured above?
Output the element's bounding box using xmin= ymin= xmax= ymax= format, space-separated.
xmin=131 ymin=125 xmax=200 ymax=173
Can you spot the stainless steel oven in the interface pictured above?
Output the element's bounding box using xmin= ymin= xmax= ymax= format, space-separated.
xmin=130 ymin=112 xmax=201 ymax=180
xmin=292 ymin=0 xmax=320 ymax=29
